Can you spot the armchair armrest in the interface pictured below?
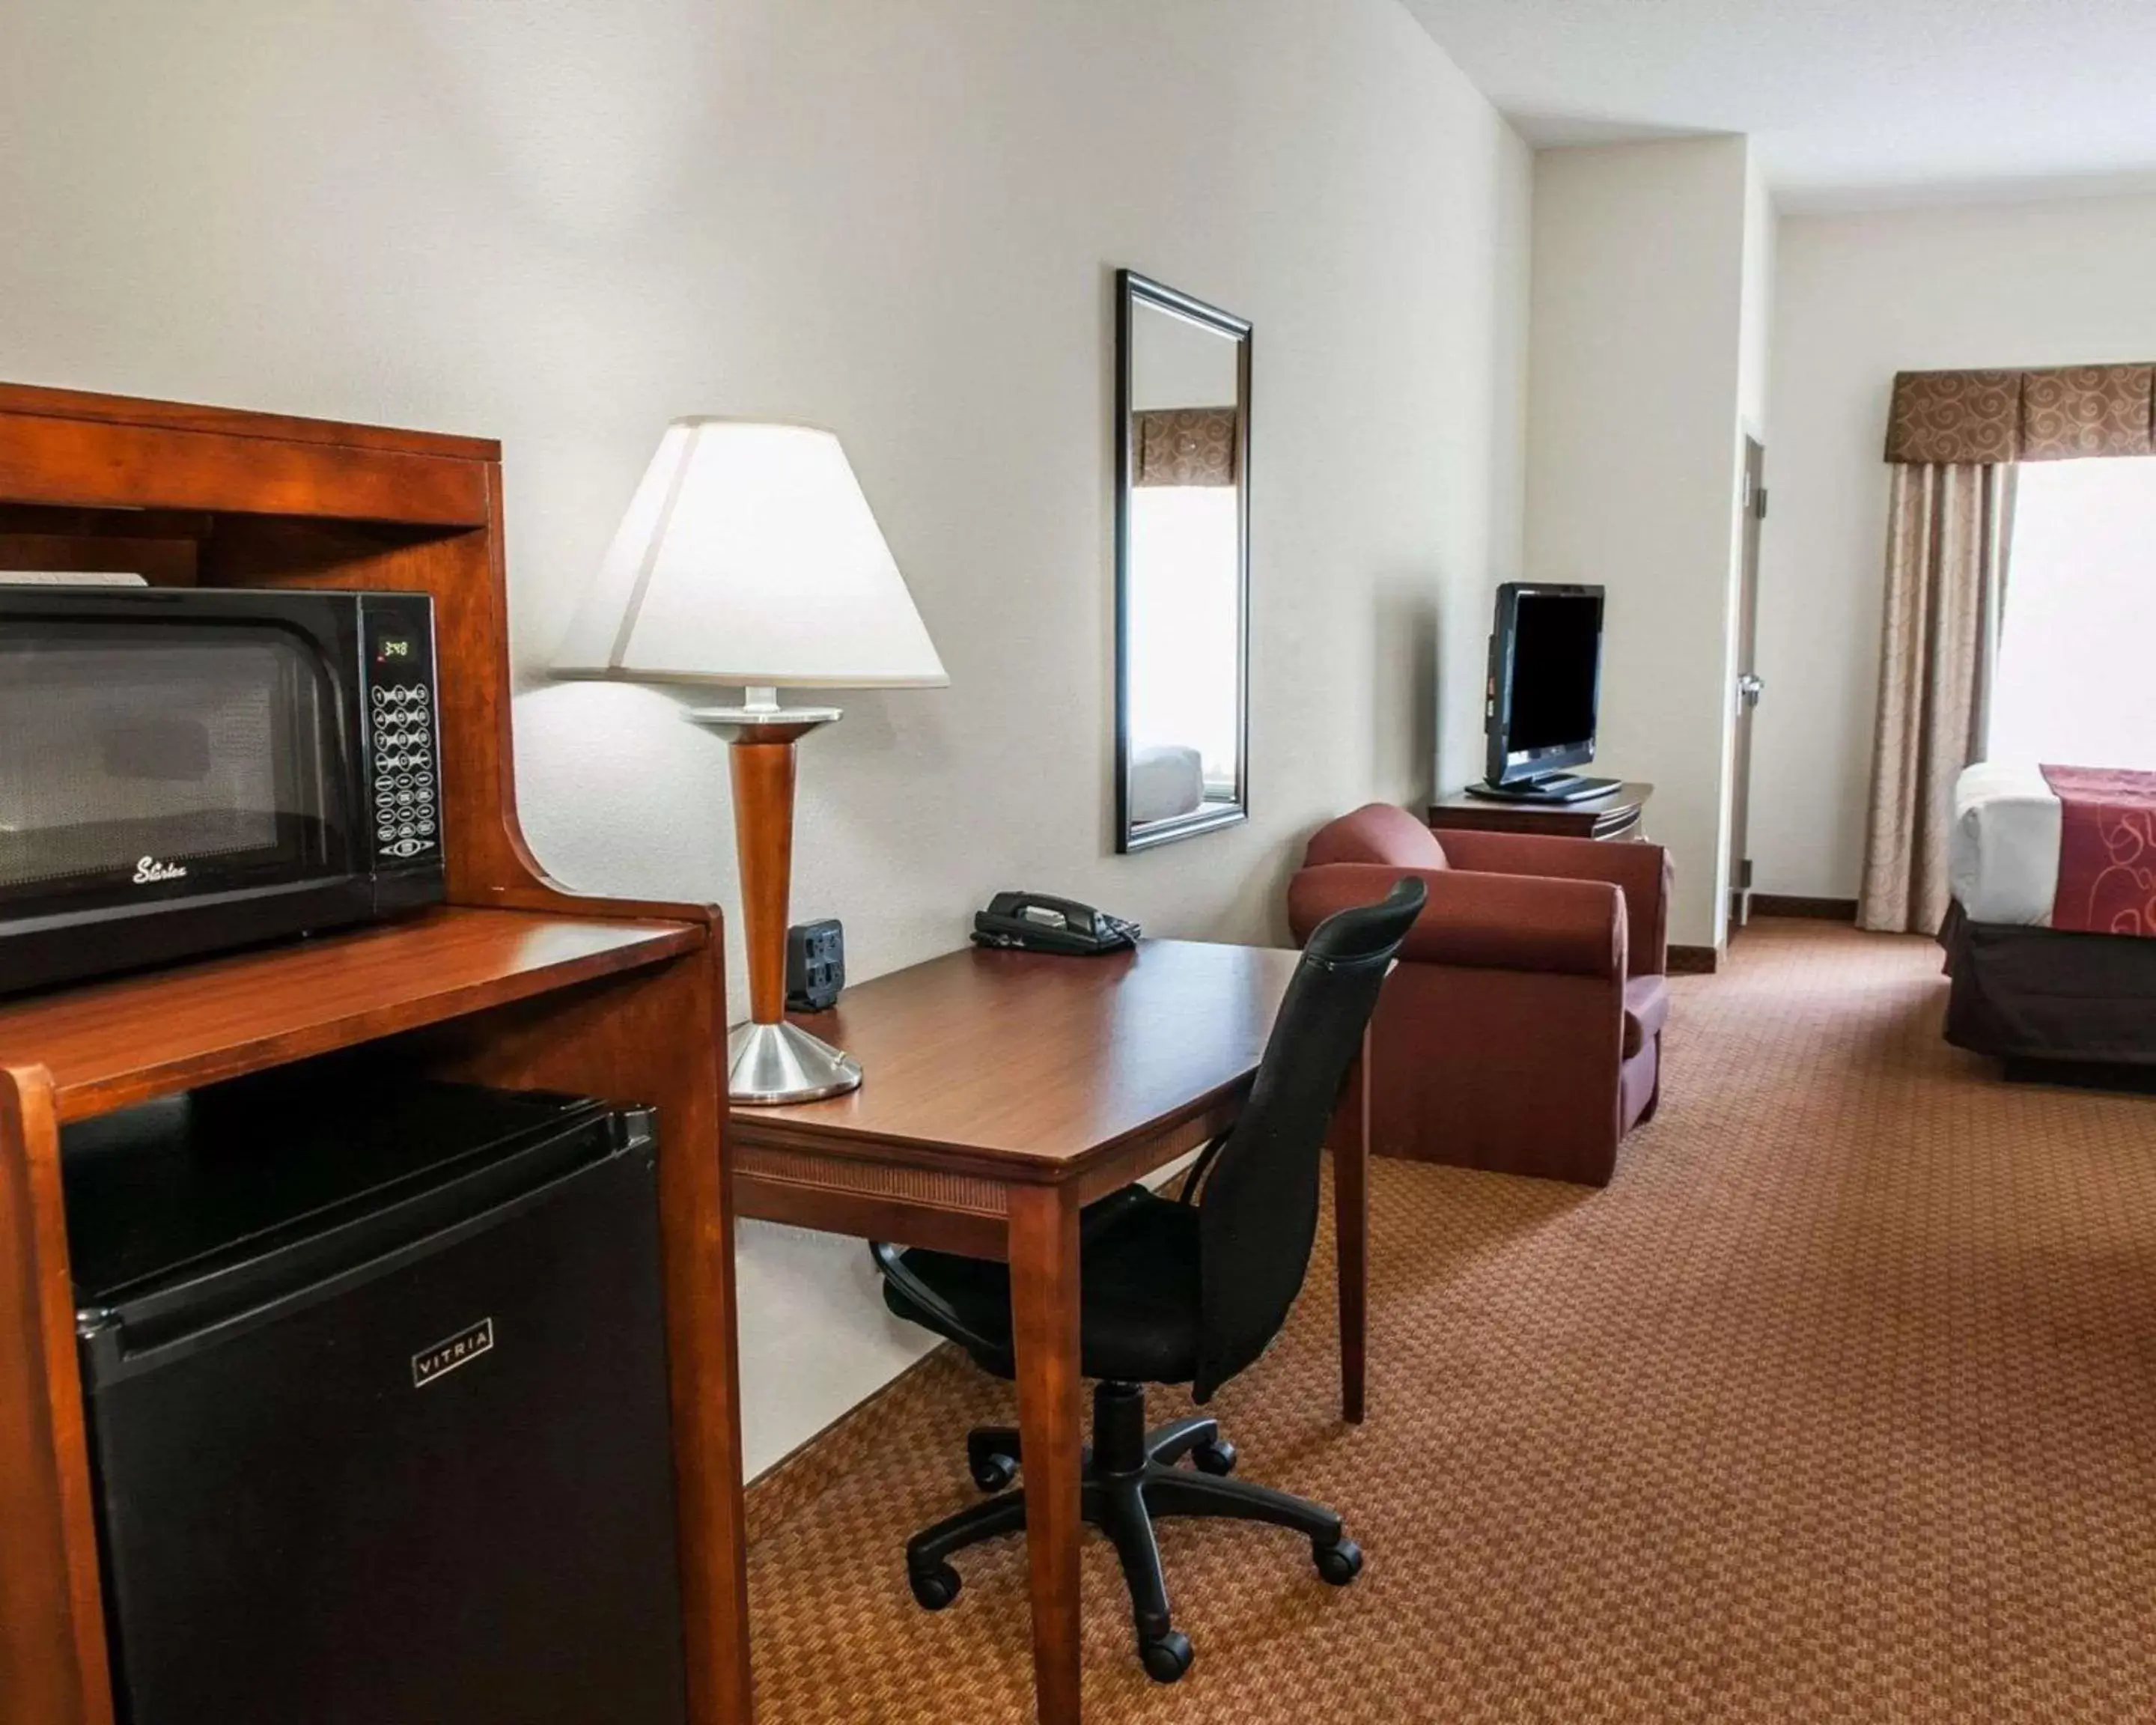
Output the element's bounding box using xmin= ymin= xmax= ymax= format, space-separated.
xmin=1288 ymin=863 xmax=1624 ymax=979
xmin=1431 ymin=831 xmax=1671 ymax=975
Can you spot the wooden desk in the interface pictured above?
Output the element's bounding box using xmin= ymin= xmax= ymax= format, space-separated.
xmin=730 ymin=938 xmax=1369 ymax=1725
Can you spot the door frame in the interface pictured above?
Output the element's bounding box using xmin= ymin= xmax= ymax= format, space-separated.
xmin=1728 ymin=433 xmax=1767 ymax=933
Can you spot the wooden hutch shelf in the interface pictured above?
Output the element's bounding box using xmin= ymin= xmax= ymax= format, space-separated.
xmin=0 ymin=909 xmax=704 ymax=1123
xmin=0 ymin=385 xmax=753 ymax=1725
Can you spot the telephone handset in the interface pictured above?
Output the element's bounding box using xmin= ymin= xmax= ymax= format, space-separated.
xmin=972 ymin=891 xmax=1140 ymax=957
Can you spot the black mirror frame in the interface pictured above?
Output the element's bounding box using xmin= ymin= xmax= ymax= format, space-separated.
xmin=1114 ymin=268 xmax=1253 ymax=854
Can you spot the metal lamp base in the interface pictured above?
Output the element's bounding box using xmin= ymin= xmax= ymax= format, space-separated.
xmin=728 ymin=1019 xmax=862 ymax=1105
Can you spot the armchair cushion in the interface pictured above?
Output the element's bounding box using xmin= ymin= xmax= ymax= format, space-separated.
xmin=1288 ymin=862 xmax=1624 ymax=979
xmin=1304 ymin=803 xmax=1449 ymax=870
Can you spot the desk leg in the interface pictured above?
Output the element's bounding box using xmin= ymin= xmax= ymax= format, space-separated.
xmin=1008 ymin=1184 xmax=1084 ymax=1724
xmin=1335 ymin=1029 xmax=1371 ymax=1424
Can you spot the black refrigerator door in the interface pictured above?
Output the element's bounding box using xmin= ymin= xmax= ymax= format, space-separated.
xmin=82 ymin=1131 xmax=689 ymax=1725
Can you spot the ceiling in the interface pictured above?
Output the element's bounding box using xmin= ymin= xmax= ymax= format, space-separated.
xmin=1400 ymin=0 xmax=2156 ymax=210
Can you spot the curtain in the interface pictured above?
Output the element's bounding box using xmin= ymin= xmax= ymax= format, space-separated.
xmin=1859 ymin=463 xmax=2016 ymax=934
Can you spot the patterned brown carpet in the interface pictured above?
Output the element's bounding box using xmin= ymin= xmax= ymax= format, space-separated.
xmin=743 ymin=921 xmax=2156 ymax=1722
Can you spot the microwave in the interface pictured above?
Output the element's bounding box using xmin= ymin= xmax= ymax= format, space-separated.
xmin=0 ymin=586 xmax=445 ymax=996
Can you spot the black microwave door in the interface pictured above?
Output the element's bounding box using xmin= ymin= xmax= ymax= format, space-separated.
xmin=0 ymin=615 xmax=362 ymax=918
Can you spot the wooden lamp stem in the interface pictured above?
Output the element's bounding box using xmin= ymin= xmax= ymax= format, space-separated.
xmin=727 ymin=735 xmax=797 ymax=1027
xmin=698 ymin=698 xmax=861 ymax=1104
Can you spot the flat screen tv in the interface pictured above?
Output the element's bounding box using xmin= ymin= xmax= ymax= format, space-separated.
xmin=1480 ymin=582 xmax=1613 ymax=800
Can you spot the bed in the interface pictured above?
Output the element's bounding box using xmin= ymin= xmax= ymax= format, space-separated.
xmin=1950 ymin=761 xmax=2065 ymax=926
xmin=1943 ymin=761 xmax=2156 ymax=1073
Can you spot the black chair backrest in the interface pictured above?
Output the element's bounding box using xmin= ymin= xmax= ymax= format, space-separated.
xmin=1193 ymin=877 xmax=1425 ymax=1402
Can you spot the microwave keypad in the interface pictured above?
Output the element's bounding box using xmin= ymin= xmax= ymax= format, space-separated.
xmin=371 ymin=684 xmax=439 ymax=860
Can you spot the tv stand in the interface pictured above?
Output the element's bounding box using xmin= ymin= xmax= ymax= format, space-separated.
xmin=1431 ymin=780 xmax=1652 ymax=842
xmin=1465 ymin=773 xmax=1621 ymax=806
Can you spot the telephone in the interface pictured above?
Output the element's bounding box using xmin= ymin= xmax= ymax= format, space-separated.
xmin=972 ymin=891 xmax=1140 ymax=957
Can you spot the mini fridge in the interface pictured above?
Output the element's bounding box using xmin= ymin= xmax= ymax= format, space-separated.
xmin=64 ymin=1068 xmax=690 ymax=1725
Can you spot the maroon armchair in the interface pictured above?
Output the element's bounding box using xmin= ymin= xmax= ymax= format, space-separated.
xmin=1288 ymin=803 xmax=1672 ymax=1187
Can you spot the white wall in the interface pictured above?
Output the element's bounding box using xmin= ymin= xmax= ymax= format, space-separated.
xmin=1 ymin=0 xmax=1531 ymax=1474
xmin=1523 ymin=136 xmax=1754 ymax=949
xmin=1755 ymin=192 xmax=2156 ymax=897
xmin=1738 ymin=158 xmax=1777 ymax=442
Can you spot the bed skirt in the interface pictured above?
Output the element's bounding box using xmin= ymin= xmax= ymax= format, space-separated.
xmin=1942 ymin=901 xmax=2156 ymax=1068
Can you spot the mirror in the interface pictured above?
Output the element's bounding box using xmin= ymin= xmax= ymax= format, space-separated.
xmin=1115 ymin=270 xmax=1251 ymax=852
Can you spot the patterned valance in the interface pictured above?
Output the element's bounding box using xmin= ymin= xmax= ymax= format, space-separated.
xmin=1135 ymin=407 xmax=1238 ymax=487
xmin=2021 ymin=365 xmax=2155 ymax=460
xmin=1884 ymin=370 xmax=2021 ymax=463
xmin=1886 ymin=364 xmax=2156 ymax=463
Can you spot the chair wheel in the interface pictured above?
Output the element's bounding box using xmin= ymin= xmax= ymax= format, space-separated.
xmin=969 ymin=1452 xmax=1018 ymax=1492
xmin=1139 ymin=1629 xmax=1193 ymax=1683
xmin=1191 ymin=1438 xmax=1237 ymax=1476
xmin=1314 ymin=1539 xmax=1363 ymax=1586
xmin=908 ymin=1561 xmax=962 ymax=1610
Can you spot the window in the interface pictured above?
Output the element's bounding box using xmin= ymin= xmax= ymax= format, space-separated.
xmin=1991 ymin=458 xmax=2156 ymax=770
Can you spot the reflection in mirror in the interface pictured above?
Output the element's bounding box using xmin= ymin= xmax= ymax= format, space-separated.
xmin=1115 ymin=271 xmax=1251 ymax=851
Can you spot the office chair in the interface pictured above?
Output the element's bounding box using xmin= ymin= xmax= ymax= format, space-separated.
xmin=871 ymin=877 xmax=1425 ymax=1682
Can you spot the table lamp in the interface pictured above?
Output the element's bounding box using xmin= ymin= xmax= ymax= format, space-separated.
xmin=553 ymin=419 xmax=948 ymax=1104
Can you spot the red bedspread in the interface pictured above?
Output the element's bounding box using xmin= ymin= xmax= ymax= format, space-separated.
xmin=2043 ymin=764 xmax=2156 ymax=937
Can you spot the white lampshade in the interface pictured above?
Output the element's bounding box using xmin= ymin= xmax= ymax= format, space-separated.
xmin=553 ymin=419 xmax=948 ymax=687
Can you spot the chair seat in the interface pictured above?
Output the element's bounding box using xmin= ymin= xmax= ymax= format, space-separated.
xmin=882 ymin=1185 xmax=1202 ymax=1384
xmin=1624 ymin=973 xmax=1671 ymax=1059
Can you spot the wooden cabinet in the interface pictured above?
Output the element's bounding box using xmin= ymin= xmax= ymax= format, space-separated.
xmin=0 ymin=386 xmax=752 ymax=1725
